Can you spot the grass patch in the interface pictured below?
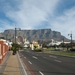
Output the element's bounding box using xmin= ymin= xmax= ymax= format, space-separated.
xmin=43 ymin=47 xmax=55 ymax=51
xmin=34 ymin=48 xmax=43 ymax=52
xmin=49 ymin=51 xmax=75 ymax=57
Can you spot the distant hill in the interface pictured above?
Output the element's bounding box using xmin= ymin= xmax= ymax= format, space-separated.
xmin=0 ymin=29 xmax=69 ymax=42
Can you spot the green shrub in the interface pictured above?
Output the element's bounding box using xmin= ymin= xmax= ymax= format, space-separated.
xmin=34 ymin=48 xmax=43 ymax=52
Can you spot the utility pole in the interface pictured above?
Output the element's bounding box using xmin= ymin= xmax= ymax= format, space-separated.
xmin=15 ymin=28 xmax=16 ymax=44
xmin=14 ymin=28 xmax=21 ymax=44
xmin=68 ymin=32 xmax=72 ymax=49
xmin=63 ymin=38 xmax=64 ymax=50
xmin=13 ymin=27 xmax=17 ymax=55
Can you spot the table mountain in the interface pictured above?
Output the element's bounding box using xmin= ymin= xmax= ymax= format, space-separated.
xmin=0 ymin=29 xmax=69 ymax=42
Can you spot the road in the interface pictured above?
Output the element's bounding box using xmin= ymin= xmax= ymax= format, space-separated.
xmin=19 ymin=50 xmax=75 ymax=75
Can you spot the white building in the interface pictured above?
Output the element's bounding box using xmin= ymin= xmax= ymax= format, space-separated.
xmin=0 ymin=39 xmax=12 ymax=49
xmin=48 ymin=39 xmax=70 ymax=46
xmin=23 ymin=38 xmax=30 ymax=48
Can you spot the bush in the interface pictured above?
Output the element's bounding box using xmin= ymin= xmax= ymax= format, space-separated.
xmin=34 ymin=48 xmax=43 ymax=52
xmin=11 ymin=43 xmax=23 ymax=55
xmin=70 ymin=48 xmax=75 ymax=52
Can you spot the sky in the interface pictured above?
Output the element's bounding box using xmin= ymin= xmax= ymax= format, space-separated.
xmin=0 ymin=0 xmax=75 ymax=39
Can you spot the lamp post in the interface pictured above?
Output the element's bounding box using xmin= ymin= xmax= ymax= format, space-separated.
xmin=13 ymin=27 xmax=21 ymax=55
xmin=5 ymin=32 xmax=10 ymax=42
xmin=13 ymin=27 xmax=17 ymax=55
xmin=15 ymin=28 xmax=21 ymax=44
xmin=5 ymin=34 xmax=8 ymax=42
xmin=68 ymin=32 xmax=72 ymax=49
xmin=15 ymin=28 xmax=16 ymax=44
xmin=63 ymin=38 xmax=64 ymax=50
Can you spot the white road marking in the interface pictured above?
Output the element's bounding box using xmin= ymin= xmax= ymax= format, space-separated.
xmin=28 ymin=61 xmax=32 ymax=64
xmin=32 ymin=56 xmax=38 ymax=59
xmin=49 ymin=55 xmax=57 ymax=58
xmin=17 ymin=53 xmax=27 ymax=75
xmin=39 ymin=71 xmax=44 ymax=75
xmin=55 ymin=60 xmax=61 ymax=63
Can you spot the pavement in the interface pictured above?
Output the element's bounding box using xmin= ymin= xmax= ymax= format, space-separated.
xmin=0 ymin=51 xmax=21 ymax=75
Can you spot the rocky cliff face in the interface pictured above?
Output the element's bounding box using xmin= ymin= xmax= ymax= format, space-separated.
xmin=0 ymin=29 xmax=69 ymax=42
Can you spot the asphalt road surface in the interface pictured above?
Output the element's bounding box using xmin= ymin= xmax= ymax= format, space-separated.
xmin=20 ymin=50 xmax=75 ymax=75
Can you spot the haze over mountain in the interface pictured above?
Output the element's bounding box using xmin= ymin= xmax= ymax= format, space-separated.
xmin=0 ymin=29 xmax=69 ymax=42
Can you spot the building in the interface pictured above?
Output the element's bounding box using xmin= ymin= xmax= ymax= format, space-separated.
xmin=23 ymin=38 xmax=30 ymax=48
xmin=47 ymin=39 xmax=70 ymax=46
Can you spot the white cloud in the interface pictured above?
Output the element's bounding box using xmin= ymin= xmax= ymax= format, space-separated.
xmin=1 ymin=0 xmax=75 ymax=40
xmin=0 ymin=19 xmax=15 ymax=31
xmin=2 ymin=0 xmax=59 ymax=29
xmin=50 ymin=7 xmax=75 ymax=39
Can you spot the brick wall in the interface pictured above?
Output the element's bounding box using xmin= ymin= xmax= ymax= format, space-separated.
xmin=0 ymin=40 xmax=9 ymax=64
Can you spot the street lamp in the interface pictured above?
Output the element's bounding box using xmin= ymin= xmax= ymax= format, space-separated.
xmin=5 ymin=32 xmax=10 ymax=42
xmin=62 ymin=38 xmax=64 ymax=50
xmin=13 ymin=27 xmax=21 ymax=55
xmin=15 ymin=28 xmax=16 ymax=44
xmin=15 ymin=28 xmax=21 ymax=44
xmin=68 ymin=32 xmax=72 ymax=48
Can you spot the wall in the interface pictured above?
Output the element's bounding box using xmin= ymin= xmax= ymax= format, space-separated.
xmin=0 ymin=40 xmax=9 ymax=64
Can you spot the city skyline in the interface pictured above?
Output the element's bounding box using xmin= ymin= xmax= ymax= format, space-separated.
xmin=0 ymin=0 xmax=75 ymax=39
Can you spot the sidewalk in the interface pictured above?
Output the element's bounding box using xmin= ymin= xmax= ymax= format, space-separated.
xmin=0 ymin=51 xmax=21 ymax=75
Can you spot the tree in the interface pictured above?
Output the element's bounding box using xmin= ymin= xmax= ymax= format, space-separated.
xmin=11 ymin=43 xmax=22 ymax=55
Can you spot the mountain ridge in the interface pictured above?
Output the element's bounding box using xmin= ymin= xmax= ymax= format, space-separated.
xmin=0 ymin=29 xmax=69 ymax=42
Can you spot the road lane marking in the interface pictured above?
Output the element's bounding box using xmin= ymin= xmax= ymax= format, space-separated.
xmin=49 ymin=55 xmax=57 ymax=58
xmin=39 ymin=71 xmax=44 ymax=75
xmin=17 ymin=53 xmax=27 ymax=75
xmin=28 ymin=61 xmax=32 ymax=64
xmin=55 ymin=60 xmax=61 ymax=63
xmin=32 ymin=56 xmax=38 ymax=59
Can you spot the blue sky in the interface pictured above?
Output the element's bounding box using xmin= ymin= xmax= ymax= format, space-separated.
xmin=0 ymin=0 xmax=75 ymax=39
